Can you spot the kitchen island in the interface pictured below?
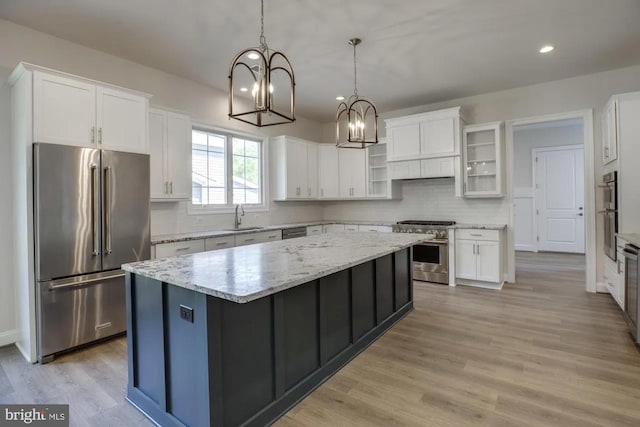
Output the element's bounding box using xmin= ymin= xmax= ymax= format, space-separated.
xmin=122 ymin=232 xmax=425 ymax=427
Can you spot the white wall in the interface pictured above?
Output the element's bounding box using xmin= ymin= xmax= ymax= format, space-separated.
xmin=322 ymin=63 xmax=640 ymax=287
xmin=512 ymin=121 xmax=584 ymax=251
xmin=0 ymin=19 xmax=324 ymax=345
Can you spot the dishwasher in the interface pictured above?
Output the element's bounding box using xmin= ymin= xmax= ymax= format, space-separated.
xmin=282 ymin=227 xmax=307 ymax=239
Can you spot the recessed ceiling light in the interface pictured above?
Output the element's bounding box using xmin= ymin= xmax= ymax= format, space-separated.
xmin=240 ymin=87 xmax=248 ymax=92
xmin=247 ymin=52 xmax=260 ymax=60
xmin=336 ymin=96 xmax=345 ymax=101
xmin=539 ymin=45 xmax=555 ymax=54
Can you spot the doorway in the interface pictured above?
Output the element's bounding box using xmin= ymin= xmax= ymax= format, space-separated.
xmin=507 ymin=112 xmax=595 ymax=291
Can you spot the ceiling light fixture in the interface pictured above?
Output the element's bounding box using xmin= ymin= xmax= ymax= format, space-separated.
xmin=228 ymin=0 xmax=295 ymax=127
xmin=336 ymin=38 xmax=378 ymax=149
xmin=539 ymin=45 xmax=555 ymax=53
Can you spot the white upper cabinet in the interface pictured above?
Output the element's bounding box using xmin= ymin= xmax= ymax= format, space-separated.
xmin=271 ymin=136 xmax=318 ymax=200
xmin=149 ymin=108 xmax=191 ymax=201
xmin=96 ymin=87 xmax=148 ymax=154
xmin=602 ymin=98 xmax=618 ymax=165
xmin=385 ymin=107 xmax=463 ymax=162
xmin=149 ymin=109 xmax=166 ymax=199
xmin=33 ymin=71 xmax=96 ymax=147
xmin=462 ymin=121 xmax=504 ymax=198
xmin=27 ymin=65 xmax=151 ymax=154
xmin=388 ymin=124 xmax=421 ymax=159
xmin=338 ymin=148 xmax=366 ymax=198
xmin=420 ymin=117 xmax=456 ymax=157
xmin=306 ymin=142 xmax=318 ymax=199
xmin=318 ymin=144 xmax=340 ymax=199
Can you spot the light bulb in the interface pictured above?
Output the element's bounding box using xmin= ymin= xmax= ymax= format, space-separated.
xmin=247 ymin=52 xmax=260 ymax=60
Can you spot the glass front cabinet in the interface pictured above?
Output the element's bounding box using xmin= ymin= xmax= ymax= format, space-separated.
xmin=462 ymin=122 xmax=504 ymax=198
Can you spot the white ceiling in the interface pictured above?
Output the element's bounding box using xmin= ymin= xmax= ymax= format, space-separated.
xmin=1 ymin=0 xmax=640 ymax=122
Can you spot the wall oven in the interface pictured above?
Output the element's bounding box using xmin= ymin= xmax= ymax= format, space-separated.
xmin=599 ymin=172 xmax=618 ymax=261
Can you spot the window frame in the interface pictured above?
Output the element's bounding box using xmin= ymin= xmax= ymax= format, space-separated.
xmin=188 ymin=123 xmax=269 ymax=215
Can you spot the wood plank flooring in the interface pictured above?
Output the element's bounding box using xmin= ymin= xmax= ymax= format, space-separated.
xmin=2 ymin=252 xmax=639 ymax=426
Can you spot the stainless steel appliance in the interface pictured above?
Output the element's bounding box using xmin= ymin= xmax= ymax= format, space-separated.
xmin=599 ymin=172 xmax=618 ymax=261
xmin=392 ymin=220 xmax=454 ymax=284
xmin=624 ymin=243 xmax=639 ymax=341
xmin=34 ymin=143 xmax=150 ymax=362
xmin=282 ymin=226 xmax=307 ymax=239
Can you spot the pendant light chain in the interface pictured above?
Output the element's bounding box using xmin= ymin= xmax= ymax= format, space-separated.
xmin=352 ymin=42 xmax=358 ymax=99
xmin=259 ymin=0 xmax=268 ymax=52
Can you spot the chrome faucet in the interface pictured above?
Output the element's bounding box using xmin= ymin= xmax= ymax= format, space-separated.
xmin=234 ymin=204 xmax=245 ymax=229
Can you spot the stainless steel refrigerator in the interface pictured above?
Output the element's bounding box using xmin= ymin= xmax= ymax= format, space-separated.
xmin=34 ymin=143 xmax=150 ymax=362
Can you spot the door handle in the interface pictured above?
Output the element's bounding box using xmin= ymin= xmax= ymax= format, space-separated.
xmin=577 ymin=213 xmax=584 ymax=216
xmin=91 ymin=164 xmax=100 ymax=256
xmin=170 ymin=181 xmax=173 ymax=194
xmin=98 ymin=127 xmax=103 ymax=144
xmin=91 ymin=127 xmax=96 ymax=144
xmin=103 ymin=166 xmax=112 ymax=255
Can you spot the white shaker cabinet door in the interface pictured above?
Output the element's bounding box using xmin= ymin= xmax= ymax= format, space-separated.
xmin=97 ymin=86 xmax=148 ymax=154
xmin=420 ymin=117 xmax=456 ymax=157
xmin=351 ymin=149 xmax=367 ymax=198
xmin=148 ymin=109 xmax=167 ymax=200
xmin=33 ymin=71 xmax=96 ymax=147
xmin=388 ymin=123 xmax=420 ymax=160
xmin=318 ymin=145 xmax=340 ymax=199
xmin=455 ymin=240 xmax=477 ymax=280
xmin=476 ymin=241 xmax=500 ymax=283
xmin=166 ymin=112 xmax=192 ymax=199
xmin=306 ymin=142 xmax=318 ymax=198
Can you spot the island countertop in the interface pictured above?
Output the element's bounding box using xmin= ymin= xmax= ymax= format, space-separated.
xmin=123 ymin=232 xmax=428 ymax=303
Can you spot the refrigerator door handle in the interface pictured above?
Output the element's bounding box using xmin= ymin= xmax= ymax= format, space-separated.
xmin=104 ymin=165 xmax=113 ymax=255
xmin=91 ymin=164 xmax=100 ymax=256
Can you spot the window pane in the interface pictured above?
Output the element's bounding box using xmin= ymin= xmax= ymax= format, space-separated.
xmin=232 ymin=138 xmax=245 ymax=156
xmin=232 ymin=155 xmax=245 ymax=189
xmin=192 ymin=130 xmax=226 ymax=205
xmin=244 ymin=157 xmax=260 ymax=187
xmin=245 ymin=140 xmax=259 ymax=157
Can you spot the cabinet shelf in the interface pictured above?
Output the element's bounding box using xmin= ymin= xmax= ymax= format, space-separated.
xmin=467 ymin=173 xmax=496 ymax=177
xmin=467 ymin=159 xmax=496 ymax=164
xmin=370 ymin=179 xmax=388 ymax=183
xmin=369 ymin=153 xmax=387 ymax=158
xmin=466 ymin=142 xmax=495 ymax=148
xmin=369 ymin=166 xmax=387 ymax=169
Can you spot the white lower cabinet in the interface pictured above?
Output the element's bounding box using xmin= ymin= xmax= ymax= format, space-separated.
xmin=306 ymin=225 xmax=323 ymax=235
xmin=455 ymin=229 xmax=503 ymax=288
xmin=155 ymin=240 xmax=205 ymax=259
xmin=204 ymin=235 xmax=235 ymax=251
xmin=323 ymin=224 xmax=345 ymax=233
xmin=234 ymin=230 xmax=282 ymax=246
xmin=604 ymin=255 xmax=624 ymax=310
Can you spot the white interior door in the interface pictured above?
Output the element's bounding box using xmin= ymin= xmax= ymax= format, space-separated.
xmin=535 ymin=146 xmax=585 ymax=253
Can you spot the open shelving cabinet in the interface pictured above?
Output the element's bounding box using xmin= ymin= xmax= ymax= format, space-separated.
xmin=462 ymin=122 xmax=504 ymax=198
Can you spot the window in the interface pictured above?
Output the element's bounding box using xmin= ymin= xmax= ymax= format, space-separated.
xmin=191 ymin=128 xmax=264 ymax=210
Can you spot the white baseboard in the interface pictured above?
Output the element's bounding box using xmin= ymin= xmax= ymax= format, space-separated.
xmin=596 ymin=282 xmax=608 ymax=293
xmin=0 ymin=329 xmax=18 ymax=348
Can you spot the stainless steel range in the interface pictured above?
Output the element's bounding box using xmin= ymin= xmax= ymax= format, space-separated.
xmin=392 ymin=220 xmax=455 ymax=284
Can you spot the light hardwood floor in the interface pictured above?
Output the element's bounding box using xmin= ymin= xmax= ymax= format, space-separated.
xmin=2 ymin=252 xmax=639 ymax=426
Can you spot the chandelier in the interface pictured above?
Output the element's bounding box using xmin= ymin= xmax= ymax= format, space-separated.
xmin=336 ymin=38 xmax=378 ymax=148
xmin=228 ymin=0 xmax=295 ymax=127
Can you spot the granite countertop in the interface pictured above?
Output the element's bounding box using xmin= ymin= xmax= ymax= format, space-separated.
xmin=618 ymin=233 xmax=640 ymax=247
xmin=449 ymin=223 xmax=507 ymax=230
xmin=124 ymin=233 xmax=428 ymax=303
xmin=151 ymin=220 xmax=397 ymax=244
